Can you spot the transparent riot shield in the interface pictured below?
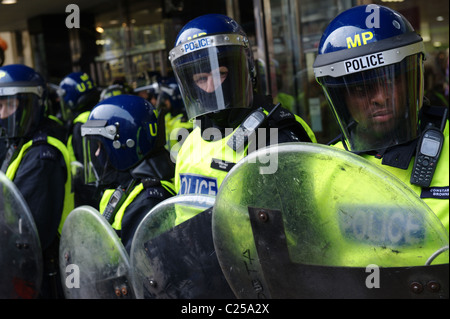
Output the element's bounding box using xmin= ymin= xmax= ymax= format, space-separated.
xmin=213 ymin=143 xmax=449 ymax=299
xmin=0 ymin=171 xmax=43 ymax=299
xmin=130 ymin=194 xmax=235 ymax=299
xmin=59 ymin=205 xmax=134 ymax=299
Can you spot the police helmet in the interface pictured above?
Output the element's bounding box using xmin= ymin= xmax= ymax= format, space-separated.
xmin=0 ymin=64 xmax=47 ymax=140
xmin=313 ymin=5 xmax=425 ymax=152
xmin=100 ymin=84 xmax=130 ymax=101
xmin=81 ymin=94 xmax=160 ymax=186
xmin=169 ymin=14 xmax=256 ymax=120
xmin=158 ymin=79 xmax=185 ymax=114
xmin=58 ymin=72 xmax=99 ymax=121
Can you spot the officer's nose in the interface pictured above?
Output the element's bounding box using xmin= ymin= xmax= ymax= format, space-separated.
xmin=204 ymin=76 xmax=216 ymax=93
xmin=0 ymin=100 xmax=9 ymax=119
xmin=369 ymin=83 xmax=389 ymax=106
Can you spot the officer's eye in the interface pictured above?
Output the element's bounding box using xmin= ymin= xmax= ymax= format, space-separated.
xmin=193 ymin=73 xmax=209 ymax=85
xmin=219 ymin=66 xmax=229 ymax=79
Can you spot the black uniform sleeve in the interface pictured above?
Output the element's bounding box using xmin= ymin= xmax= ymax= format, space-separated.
xmin=12 ymin=144 xmax=66 ymax=250
xmin=120 ymin=186 xmax=173 ymax=254
xmin=71 ymin=122 xmax=84 ymax=163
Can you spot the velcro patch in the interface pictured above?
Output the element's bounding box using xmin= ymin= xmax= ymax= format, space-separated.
xmin=211 ymin=158 xmax=235 ymax=172
xmin=420 ymin=186 xmax=449 ymax=199
xmin=146 ymin=187 xmax=165 ymax=199
xmin=39 ymin=145 xmax=57 ymax=160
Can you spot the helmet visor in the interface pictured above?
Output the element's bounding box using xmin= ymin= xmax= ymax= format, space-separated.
xmin=318 ymin=55 xmax=423 ymax=152
xmin=171 ymin=43 xmax=252 ymax=120
xmin=0 ymin=93 xmax=40 ymax=139
xmin=82 ymin=135 xmax=117 ymax=187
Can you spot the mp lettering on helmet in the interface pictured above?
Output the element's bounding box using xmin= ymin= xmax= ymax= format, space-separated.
xmin=0 ymin=71 xmax=6 ymax=79
xmin=346 ymin=31 xmax=375 ymax=49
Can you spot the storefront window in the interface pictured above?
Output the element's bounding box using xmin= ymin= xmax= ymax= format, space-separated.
xmin=372 ymin=0 xmax=449 ymax=108
xmin=93 ymin=0 xmax=166 ymax=87
xmin=267 ymin=0 xmax=354 ymax=143
xmin=266 ymin=0 xmax=448 ymax=144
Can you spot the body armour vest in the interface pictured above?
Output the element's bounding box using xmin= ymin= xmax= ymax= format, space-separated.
xmin=6 ymin=135 xmax=75 ymax=234
xmin=333 ymin=120 xmax=449 ymax=232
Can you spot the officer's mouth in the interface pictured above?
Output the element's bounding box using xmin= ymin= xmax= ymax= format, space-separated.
xmin=370 ymin=109 xmax=394 ymax=123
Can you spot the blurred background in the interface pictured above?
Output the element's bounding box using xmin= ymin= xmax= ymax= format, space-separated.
xmin=0 ymin=0 xmax=448 ymax=143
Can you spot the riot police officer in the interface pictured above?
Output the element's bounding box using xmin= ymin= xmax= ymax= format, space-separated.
xmin=313 ymin=5 xmax=449 ymax=232
xmin=58 ymin=71 xmax=100 ymax=207
xmin=0 ymin=64 xmax=74 ymax=298
xmin=169 ymin=14 xmax=316 ymax=201
xmin=81 ymin=94 xmax=176 ymax=252
xmin=158 ymin=79 xmax=193 ymax=158
xmin=100 ymin=83 xmax=130 ymax=101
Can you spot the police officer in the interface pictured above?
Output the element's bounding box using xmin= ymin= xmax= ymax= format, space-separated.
xmin=313 ymin=5 xmax=449 ymax=232
xmin=169 ymin=14 xmax=316 ymax=199
xmin=100 ymin=83 xmax=130 ymax=101
xmin=0 ymin=64 xmax=74 ymax=298
xmin=58 ymin=71 xmax=100 ymax=207
xmin=158 ymin=79 xmax=193 ymax=158
xmin=134 ymin=71 xmax=162 ymax=106
xmin=81 ymin=94 xmax=176 ymax=252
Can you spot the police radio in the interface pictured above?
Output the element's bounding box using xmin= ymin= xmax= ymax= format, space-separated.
xmin=227 ymin=103 xmax=280 ymax=152
xmin=102 ymin=180 xmax=136 ymax=224
xmin=102 ymin=187 xmax=126 ymax=224
xmin=410 ymin=124 xmax=444 ymax=187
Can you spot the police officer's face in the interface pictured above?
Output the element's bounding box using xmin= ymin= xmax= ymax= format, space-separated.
xmin=95 ymin=141 xmax=102 ymax=157
xmin=344 ymin=76 xmax=406 ymax=135
xmin=0 ymin=96 xmax=19 ymax=119
xmin=193 ymin=66 xmax=229 ymax=93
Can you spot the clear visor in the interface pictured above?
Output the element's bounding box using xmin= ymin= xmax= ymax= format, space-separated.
xmin=171 ymin=44 xmax=253 ymax=120
xmin=82 ymin=135 xmax=116 ymax=187
xmin=0 ymin=93 xmax=38 ymax=139
xmin=56 ymin=88 xmax=75 ymax=122
xmin=318 ymin=55 xmax=423 ymax=152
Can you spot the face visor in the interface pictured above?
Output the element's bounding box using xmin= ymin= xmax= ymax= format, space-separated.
xmin=0 ymin=86 xmax=44 ymax=140
xmin=57 ymin=86 xmax=99 ymax=122
xmin=315 ymin=42 xmax=424 ymax=152
xmin=81 ymin=120 xmax=122 ymax=187
xmin=169 ymin=34 xmax=253 ymax=120
xmin=56 ymin=87 xmax=73 ymax=122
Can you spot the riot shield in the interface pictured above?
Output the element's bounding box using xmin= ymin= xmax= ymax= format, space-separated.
xmin=59 ymin=205 xmax=134 ymax=299
xmin=0 ymin=171 xmax=43 ymax=299
xmin=130 ymin=194 xmax=235 ymax=299
xmin=212 ymin=143 xmax=449 ymax=299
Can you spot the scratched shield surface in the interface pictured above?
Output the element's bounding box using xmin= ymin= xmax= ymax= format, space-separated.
xmin=130 ymin=194 xmax=235 ymax=299
xmin=0 ymin=171 xmax=43 ymax=299
xmin=59 ymin=205 xmax=134 ymax=299
xmin=212 ymin=143 xmax=449 ymax=298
